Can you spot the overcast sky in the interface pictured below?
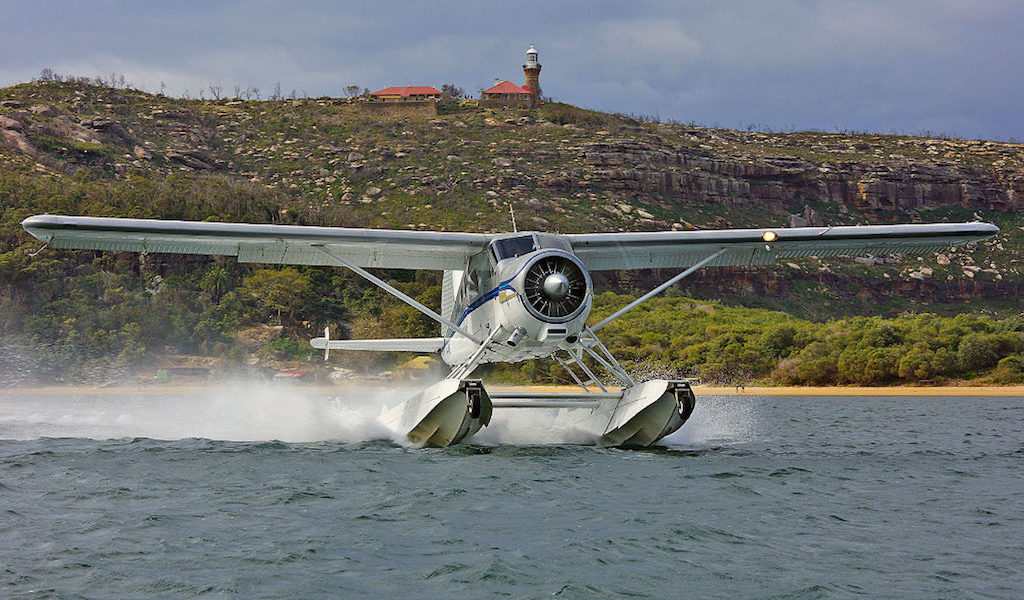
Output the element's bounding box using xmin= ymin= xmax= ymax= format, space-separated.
xmin=3 ymin=0 xmax=1021 ymax=141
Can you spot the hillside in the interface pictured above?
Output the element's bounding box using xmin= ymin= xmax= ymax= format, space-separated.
xmin=1 ymin=79 xmax=1022 ymax=384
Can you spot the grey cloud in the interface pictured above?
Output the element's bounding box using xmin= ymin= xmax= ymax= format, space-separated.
xmin=1 ymin=0 xmax=1021 ymax=140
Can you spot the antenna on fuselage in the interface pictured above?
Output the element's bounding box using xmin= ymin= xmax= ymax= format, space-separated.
xmin=508 ymin=202 xmax=517 ymax=233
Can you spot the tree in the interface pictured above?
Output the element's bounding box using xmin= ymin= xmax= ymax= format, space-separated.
xmin=839 ymin=346 xmax=900 ymax=385
xmin=344 ymin=85 xmax=362 ymax=98
xmin=957 ymin=333 xmax=999 ymax=372
xmin=898 ymin=344 xmax=937 ymax=380
xmin=760 ymin=324 xmax=797 ymax=358
xmin=441 ymin=83 xmax=465 ymax=100
xmin=200 ymin=265 xmax=230 ymax=302
xmin=772 ymin=342 xmax=836 ymax=385
xmin=862 ymin=322 xmax=903 ymax=347
xmin=240 ymin=268 xmax=312 ymax=324
xmin=993 ymin=355 xmax=1024 ymax=384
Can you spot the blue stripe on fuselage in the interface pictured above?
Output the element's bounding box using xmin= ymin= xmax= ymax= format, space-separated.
xmin=441 ymin=249 xmax=565 ymax=351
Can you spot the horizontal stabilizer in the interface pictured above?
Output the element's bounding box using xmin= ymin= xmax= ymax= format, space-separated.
xmin=310 ymin=337 xmax=444 ymax=352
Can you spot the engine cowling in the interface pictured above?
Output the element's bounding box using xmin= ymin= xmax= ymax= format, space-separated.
xmin=519 ymin=252 xmax=590 ymax=323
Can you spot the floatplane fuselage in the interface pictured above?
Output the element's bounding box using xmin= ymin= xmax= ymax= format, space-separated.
xmin=310 ymin=230 xmax=684 ymax=448
xmin=441 ymin=233 xmax=592 ymax=366
xmin=21 ymin=214 xmax=999 ymax=447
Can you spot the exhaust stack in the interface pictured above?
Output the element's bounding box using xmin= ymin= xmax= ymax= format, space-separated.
xmin=506 ymin=326 xmax=527 ymax=347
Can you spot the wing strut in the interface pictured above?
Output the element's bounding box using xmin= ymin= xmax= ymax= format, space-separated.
xmin=591 ymin=248 xmax=726 ymax=332
xmin=313 ymin=245 xmax=483 ymax=345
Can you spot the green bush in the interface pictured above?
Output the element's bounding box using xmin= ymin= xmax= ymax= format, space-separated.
xmin=957 ymin=333 xmax=1000 ymax=372
xmin=267 ymin=335 xmax=313 ymax=360
xmin=992 ymin=355 xmax=1024 ymax=384
xmin=760 ymin=324 xmax=798 ymax=358
xmin=838 ymin=346 xmax=901 ymax=385
xmin=898 ymin=344 xmax=938 ymax=380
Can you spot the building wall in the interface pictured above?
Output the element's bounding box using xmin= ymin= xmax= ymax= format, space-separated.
xmin=478 ymin=98 xmax=533 ymax=109
xmin=359 ymin=100 xmax=439 ymax=117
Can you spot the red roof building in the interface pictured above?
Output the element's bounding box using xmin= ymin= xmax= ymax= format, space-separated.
xmin=481 ymin=78 xmax=536 ymax=108
xmin=369 ymin=86 xmax=442 ymax=102
xmin=482 ymin=80 xmax=533 ymax=98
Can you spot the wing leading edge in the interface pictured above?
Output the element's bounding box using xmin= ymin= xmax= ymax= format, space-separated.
xmin=566 ymin=222 xmax=999 ymax=271
xmin=22 ymin=215 xmax=999 ymax=272
xmin=21 ymin=215 xmax=490 ymax=270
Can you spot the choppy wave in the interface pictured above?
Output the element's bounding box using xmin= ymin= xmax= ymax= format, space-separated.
xmin=1 ymin=392 xmax=1022 ymax=598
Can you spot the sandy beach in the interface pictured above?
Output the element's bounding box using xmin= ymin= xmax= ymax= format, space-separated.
xmin=693 ymin=385 xmax=1024 ymax=396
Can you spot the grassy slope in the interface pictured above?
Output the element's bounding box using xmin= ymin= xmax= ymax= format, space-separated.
xmin=1 ymin=80 xmax=1022 ymax=383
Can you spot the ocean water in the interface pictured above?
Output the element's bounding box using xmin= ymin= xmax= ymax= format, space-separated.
xmin=1 ymin=386 xmax=1022 ymax=599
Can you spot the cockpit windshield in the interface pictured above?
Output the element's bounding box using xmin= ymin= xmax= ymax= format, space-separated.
xmin=491 ymin=235 xmax=536 ymax=261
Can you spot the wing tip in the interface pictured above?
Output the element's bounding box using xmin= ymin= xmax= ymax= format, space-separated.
xmin=21 ymin=214 xmax=56 ymax=241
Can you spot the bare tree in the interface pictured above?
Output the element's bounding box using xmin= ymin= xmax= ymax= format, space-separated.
xmin=441 ymin=83 xmax=465 ymax=100
xmin=271 ymin=81 xmax=282 ymax=101
xmin=159 ymin=81 xmax=167 ymax=96
xmin=208 ymin=82 xmax=223 ymax=100
xmin=39 ymin=68 xmax=55 ymax=82
xmin=233 ymin=83 xmax=241 ymax=99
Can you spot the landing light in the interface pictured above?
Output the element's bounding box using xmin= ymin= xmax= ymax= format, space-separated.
xmin=762 ymin=230 xmax=778 ymax=242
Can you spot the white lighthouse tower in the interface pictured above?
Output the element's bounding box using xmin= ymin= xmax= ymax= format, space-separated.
xmin=523 ymin=44 xmax=542 ymax=108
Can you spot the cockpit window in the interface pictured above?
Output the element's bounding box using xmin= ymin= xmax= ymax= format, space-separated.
xmin=491 ymin=235 xmax=536 ymax=261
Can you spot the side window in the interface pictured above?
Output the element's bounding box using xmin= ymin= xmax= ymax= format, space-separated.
xmin=460 ymin=249 xmax=492 ymax=307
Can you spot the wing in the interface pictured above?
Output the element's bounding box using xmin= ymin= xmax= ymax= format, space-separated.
xmin=21 ymin=215 xmax=491 ymax=270
xmin=566 ymin=222 xmax=999 ymax=271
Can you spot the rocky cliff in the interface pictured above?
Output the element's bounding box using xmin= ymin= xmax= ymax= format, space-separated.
xmin=573 ymin=134 xmax=1022 ymax=215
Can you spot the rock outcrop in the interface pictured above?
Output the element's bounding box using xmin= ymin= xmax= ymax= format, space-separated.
xmin=560 ymin=139 xmax=1022 ymax=215
xmin=0 ymin=115 xmax=33 ymax=154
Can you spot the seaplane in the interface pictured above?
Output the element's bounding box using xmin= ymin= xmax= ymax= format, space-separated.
xmin=21 ymin=213 xmax=998 ymax=447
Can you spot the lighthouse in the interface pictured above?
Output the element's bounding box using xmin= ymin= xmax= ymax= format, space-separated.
xmin=522 ymin=44 xmax=542 ymax=108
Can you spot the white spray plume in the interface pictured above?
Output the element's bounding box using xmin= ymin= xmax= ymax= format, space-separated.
xmin=0 ymin=382 xmax=411 ymax=443
xmin=0 ymin=385 xmax=759 ymax=447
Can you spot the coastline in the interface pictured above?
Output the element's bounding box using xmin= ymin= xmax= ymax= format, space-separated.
xmin=692 ymin=385 xmax=1024 ymax=397
xmin=3 ymin=383 xmax=1024 ymax=397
